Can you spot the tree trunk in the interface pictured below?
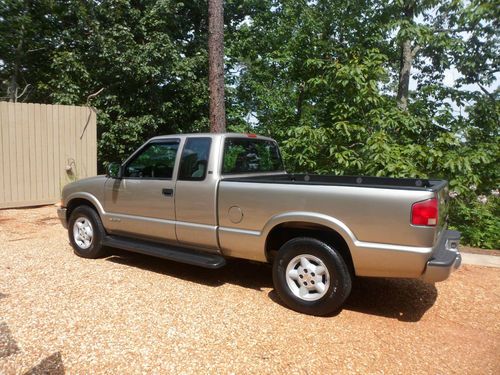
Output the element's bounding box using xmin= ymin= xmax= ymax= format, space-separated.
xmin=397 ymin=39 xmax=412 ymax=110
xmin=296 ymin=82 xmax=305 ymax=123
xmin=396 ymin=2 xmax=415 ymax=111
xmin=8 ymin=32 xmax=24 ymax=102
xmin=208 ymin=0 xmax=226 ymax=133
xmin=8 ymin=74 xmax=18 ymax=102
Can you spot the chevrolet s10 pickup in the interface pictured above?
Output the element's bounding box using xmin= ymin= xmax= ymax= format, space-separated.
xmin=57 ymin=133 xmax=461 ymax=315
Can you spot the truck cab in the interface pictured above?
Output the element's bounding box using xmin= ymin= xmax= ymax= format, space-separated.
xmin=101 ymin=133 xmax=282 ymax=250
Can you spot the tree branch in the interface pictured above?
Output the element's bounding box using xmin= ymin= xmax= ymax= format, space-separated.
xmin=411 ymin=45 xmax=421 ymax=58
xmin=81 ymin=88 xmax=103 ymax=140
xmin=86 ymin=87 xmax=104 ymax=106
xmin=26 ymin=47 xmax=46 ymax=54
xmin=15 ymin=84 xmax=31 ymax=102
xmin=432 ymin=27 xmax=475 ymax=34
xmin=477 ymin=83 xmax=496 ymax=101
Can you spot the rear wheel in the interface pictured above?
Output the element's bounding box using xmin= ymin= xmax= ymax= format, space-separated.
xmin=272 ymin=237 xmax=352 ymax=316
xmin=68 ymin=206 xmax=107 ymax=259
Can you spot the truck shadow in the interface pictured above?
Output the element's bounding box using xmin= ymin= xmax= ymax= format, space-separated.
xmin=267 ymin=276 xmax=437 ymax=322
xmin=105 ymin=250 xmax=437 ymax=322
xmin=105 ymin=250 xmax=273 ymax=291
xmin=344 ymin=277 xmax=437 ymax=322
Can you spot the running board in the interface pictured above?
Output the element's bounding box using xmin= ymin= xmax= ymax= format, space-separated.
xmin=102 ymin=235 xmax=226 ymax=269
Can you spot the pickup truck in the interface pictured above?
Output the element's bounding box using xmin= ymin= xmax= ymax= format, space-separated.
xmin=57 ymin=133 xmax=461 ymax=316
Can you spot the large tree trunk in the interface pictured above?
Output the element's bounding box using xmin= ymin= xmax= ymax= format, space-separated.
xmin=208 ymin=0 xmax=226 ymax=133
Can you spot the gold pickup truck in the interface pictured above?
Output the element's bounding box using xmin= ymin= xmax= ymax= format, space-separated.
xmin=57 ymin=133 xmax=461 ymax=316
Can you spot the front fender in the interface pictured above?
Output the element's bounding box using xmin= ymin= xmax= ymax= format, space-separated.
xmin=65 ymin=192 xmax=105 ymax=215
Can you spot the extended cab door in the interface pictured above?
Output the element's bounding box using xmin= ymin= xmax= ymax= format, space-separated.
xmin=103 ymin=139 xmax=180 ymax=243
xmin=175 ymin=137 xmax=220 ymax=251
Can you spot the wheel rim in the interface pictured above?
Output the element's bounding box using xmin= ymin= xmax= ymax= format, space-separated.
xmin=285 ymin=254 xmax=330 ymax=301
xmin=72 ymin=217 xmax=94 ymax=250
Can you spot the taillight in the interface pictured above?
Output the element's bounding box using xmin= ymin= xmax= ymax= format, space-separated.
xmin=411 ymin=198 xmax=438 ymax=226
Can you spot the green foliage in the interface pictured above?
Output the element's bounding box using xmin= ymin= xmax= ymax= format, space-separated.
xmin=449 ymin=193 xmax=500 ymax=249
xmin=1 ymin=0 xmax=214 ymax=166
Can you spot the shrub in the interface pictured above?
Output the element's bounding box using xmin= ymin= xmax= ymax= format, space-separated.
xmin=449 ymin=191 xmax=500 ymax=249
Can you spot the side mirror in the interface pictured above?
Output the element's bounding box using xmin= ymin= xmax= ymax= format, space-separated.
xmin=107 ymin=162 xmax=123 ymax=179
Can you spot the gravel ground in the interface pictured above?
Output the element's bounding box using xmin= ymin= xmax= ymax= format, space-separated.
xmin=0 ymin=206 xmax=499 ymax=374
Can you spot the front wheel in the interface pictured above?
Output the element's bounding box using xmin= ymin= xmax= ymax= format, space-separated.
xmin=272 ymin=237 xmax=352 ymax=316
xmin=68 ymin=206 xmax=107 ymax=259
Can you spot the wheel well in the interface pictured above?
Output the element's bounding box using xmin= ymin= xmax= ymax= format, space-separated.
xmin=265 ymin=222 xmax=355 ymax=275
xmin=66 ymin=198 xmax=99 ymax=221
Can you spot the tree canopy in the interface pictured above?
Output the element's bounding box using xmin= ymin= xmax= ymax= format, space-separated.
xmin=0 ymin=0 xmax=498 ymax=247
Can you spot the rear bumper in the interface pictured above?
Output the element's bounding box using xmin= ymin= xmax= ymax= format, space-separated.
xmin=57 ymin=207 xmax=68 ymax=229
xmin=421 ymin=230 xmax=461 ymax=283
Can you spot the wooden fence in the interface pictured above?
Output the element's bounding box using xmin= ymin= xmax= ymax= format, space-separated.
xmin=0 ymin=102 xmax=97 ymax=209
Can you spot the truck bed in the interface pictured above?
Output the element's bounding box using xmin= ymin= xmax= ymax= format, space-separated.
xmin=224 ymin=173 xmax=448 ymax=192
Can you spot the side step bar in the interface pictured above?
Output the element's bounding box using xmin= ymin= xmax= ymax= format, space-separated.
xmin=102 ymin=235 xmax=226 ymax=269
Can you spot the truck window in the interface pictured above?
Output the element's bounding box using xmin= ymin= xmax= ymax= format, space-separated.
xmin=222 ymin=138 xmax=284 ymax=174
xmin=123 ymin=141 xmax=179 ymax=179
xmin=178 ymin=138 xmax=212 ymax=181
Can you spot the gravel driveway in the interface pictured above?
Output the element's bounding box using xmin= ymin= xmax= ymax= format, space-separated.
xmin=1 ymin=206 xmax=499 ymax=374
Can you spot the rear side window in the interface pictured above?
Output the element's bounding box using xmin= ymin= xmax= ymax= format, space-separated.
xmin=178 ymin=138 xmax=211 ymax=181
xmin=223 ymin=138 xmax=284 ymax=174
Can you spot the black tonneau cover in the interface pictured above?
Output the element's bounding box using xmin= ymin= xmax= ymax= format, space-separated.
xmin=224 ymin=173 xmax=448 ymax=192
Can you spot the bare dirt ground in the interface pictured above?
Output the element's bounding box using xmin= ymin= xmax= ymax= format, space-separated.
xmin=0 ymin=206 xmax=499 ymax=374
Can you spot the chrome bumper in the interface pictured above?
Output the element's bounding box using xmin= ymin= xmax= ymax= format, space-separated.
xmin=57 ymin=207 xmax=68 ymax=229
xmin=421 ymin=230 xmax=461 ymax=283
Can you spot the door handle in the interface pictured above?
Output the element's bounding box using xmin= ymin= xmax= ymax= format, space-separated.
xmin=162 ymin=188 xmax=174 ymax=197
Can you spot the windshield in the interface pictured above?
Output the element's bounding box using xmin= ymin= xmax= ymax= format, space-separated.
xmin=222 ymin=138 xmax=284 ymax=174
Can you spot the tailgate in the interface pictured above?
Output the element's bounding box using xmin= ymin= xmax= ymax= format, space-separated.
xmin=434 ymin=182 xmax=450 ymax=245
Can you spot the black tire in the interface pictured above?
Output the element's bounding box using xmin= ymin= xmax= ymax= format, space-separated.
xmin=272 ymin=237 xmax=352 ymax=316
xmin=68 ymin=205 xmax=107 ymax=259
